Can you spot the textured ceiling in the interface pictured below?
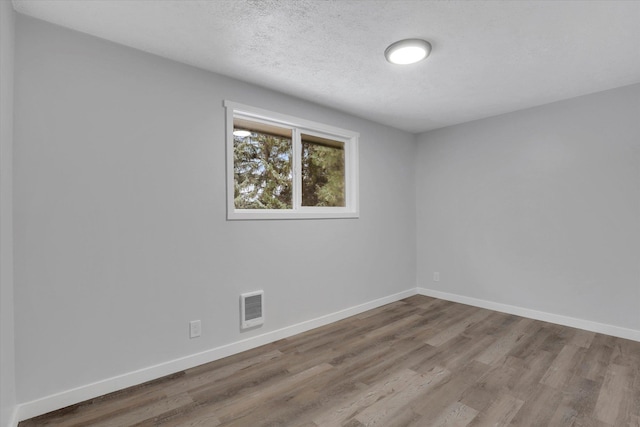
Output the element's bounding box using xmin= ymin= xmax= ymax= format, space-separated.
xmin=11 ymin=0 xmax=640 ymax=133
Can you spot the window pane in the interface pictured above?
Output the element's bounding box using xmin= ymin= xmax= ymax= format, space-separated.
xmin=234 ymin=119 xmax=292 ymax=209
xmin=301 ymin=134 xmax=346 ymax=207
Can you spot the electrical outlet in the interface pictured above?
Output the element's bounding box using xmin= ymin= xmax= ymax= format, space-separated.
xmin=189 ymin=320 xmax=201 ymax=338
xmin=433 ymin=272 xmax=440 ymax=282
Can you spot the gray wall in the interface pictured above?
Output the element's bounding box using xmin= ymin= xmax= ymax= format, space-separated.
xmin=0 ymin=1 xmax=16 ymax=426
xmin=416 ymin=84 xmax=640 ymax=332
xmin=13 ymin=16 xmax=417 ymax=403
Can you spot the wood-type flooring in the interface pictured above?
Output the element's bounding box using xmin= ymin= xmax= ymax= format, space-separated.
xmin=20 ymin=295 xmax=640 ymax=426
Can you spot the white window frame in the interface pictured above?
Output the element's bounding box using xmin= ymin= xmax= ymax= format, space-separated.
xmin=225 ymin=101 xmax=359 ymax=220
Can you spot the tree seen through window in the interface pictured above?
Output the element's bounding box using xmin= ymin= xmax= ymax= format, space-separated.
xmin=233 ymin=129 xmax=292 ymax=209
xmin=232 ymin=115 xmax=350 ymax=213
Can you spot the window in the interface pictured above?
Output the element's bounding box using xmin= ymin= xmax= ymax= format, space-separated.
xmin=225 ymin=101 xmax=359 ymax=220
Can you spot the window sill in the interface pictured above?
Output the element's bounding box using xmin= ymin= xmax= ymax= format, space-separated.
xmin=227 ymin=209 xmax=359 ymax=220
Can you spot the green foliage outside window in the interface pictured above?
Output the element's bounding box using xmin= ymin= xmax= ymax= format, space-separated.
xmin=233 ymin=124 xmax=346 ymax=210
xmin=302 ymin=142 xmax=345 ymax=207
xmin=233 ymin=132 xmax=292 ymax=209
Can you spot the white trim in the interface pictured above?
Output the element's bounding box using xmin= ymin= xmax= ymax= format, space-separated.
xmin=293 ymin=127 xmax=302 ymax=210
xmin=229 ymin=209 xmax=358 ymax=220
xmin=417 ymin=287 xmax=640 ymax=342
xmin=223 ymin=101 xmax=359 ymax=138
xmin=224 ymin=100 xmax=359 ymax=220
xmin=16 ymin=288 xmax=416 ymax=421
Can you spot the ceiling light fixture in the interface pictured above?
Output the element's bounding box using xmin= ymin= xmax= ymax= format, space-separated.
xmin=384 ymin=39 xmax=432 ymax=65
xmin=233 ymin=129 xmax=251 ymax=137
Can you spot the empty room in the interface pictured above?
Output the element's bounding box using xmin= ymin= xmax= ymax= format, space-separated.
xmin=1 ymin=0 xmax=639 ymax=426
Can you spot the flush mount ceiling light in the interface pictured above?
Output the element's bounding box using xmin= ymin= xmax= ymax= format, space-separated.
xmin=233 ymin=129 xmax=251 ymax=137
xmin=384 ymin=39 xmax=432 ymax=65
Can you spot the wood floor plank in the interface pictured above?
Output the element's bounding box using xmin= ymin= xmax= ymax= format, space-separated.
xmin=540 ymin=344 xmax=583 ymax=389
xmin=90 ymin=392 xmax=194 ymax=427
xmin=426 ymin=401 xmax=478 ymax=427
xmin=508 ymin=351 xmax=557 ymax=401
xmin=459 ymin=356 xmax=521 ymax=412
xmin=353 ymin=366 xmax=449 ymax=426
xmin=412 ymin=360 xmax=489 ymax=421
xmin=214 ymin=363 xmax=334 ymax=425
xmin=426 ymin=308 xmax=492 ymax=347
xmin=633 ymin=360 xmax=640 ymax=420
xmin=20 ymin=295 xmax=640 ymax=427
xmin=594 ymin=363 xmax=633 ymax=425
xmin=576 ymin=335 xmax=615 ymax=384
xmin=503 ymin=322 xmax=551 ymax=359
xmin=508 ymin=383 xmax=563 ymax=426
xmin=549 ymin=375 xmax=600 ymax=427
xmin=155 ymin=403 xmax=221 ymax=427
xmin=474 ymin=317 xmax=532 ymax=365
xmin=467 ymin=393 xmax=523 ymax=426
xmin=569 ymin=329 xmax=597 ymax=348
xmin=164 ymin=349 xmax=284 ymax=397
xmin=441 ymin=334 xmax=496 ymax=372
xmin=311 ymin=368 xmax=422 ymax=426
xmin=548 ymin=402 xmax=579 ymax=426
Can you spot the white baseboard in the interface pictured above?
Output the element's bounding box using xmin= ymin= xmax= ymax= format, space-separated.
xmin=417 ymin=287 xmax=640 ymax=342
xmin=16 ymin=288 xmax=417 ymax=422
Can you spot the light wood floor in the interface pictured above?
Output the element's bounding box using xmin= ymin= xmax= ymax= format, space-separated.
xmin=21 ymin=295 xmax=640 ymax=426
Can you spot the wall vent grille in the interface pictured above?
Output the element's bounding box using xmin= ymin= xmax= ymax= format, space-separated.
xmin=240 ymin=291 xmax=264 ymax=329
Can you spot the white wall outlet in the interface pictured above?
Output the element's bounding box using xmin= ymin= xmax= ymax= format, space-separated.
xmin=189 ymin=320 xmax=201 ymax=338
xmin=433 ymin=272 xmax=440 ymax=282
